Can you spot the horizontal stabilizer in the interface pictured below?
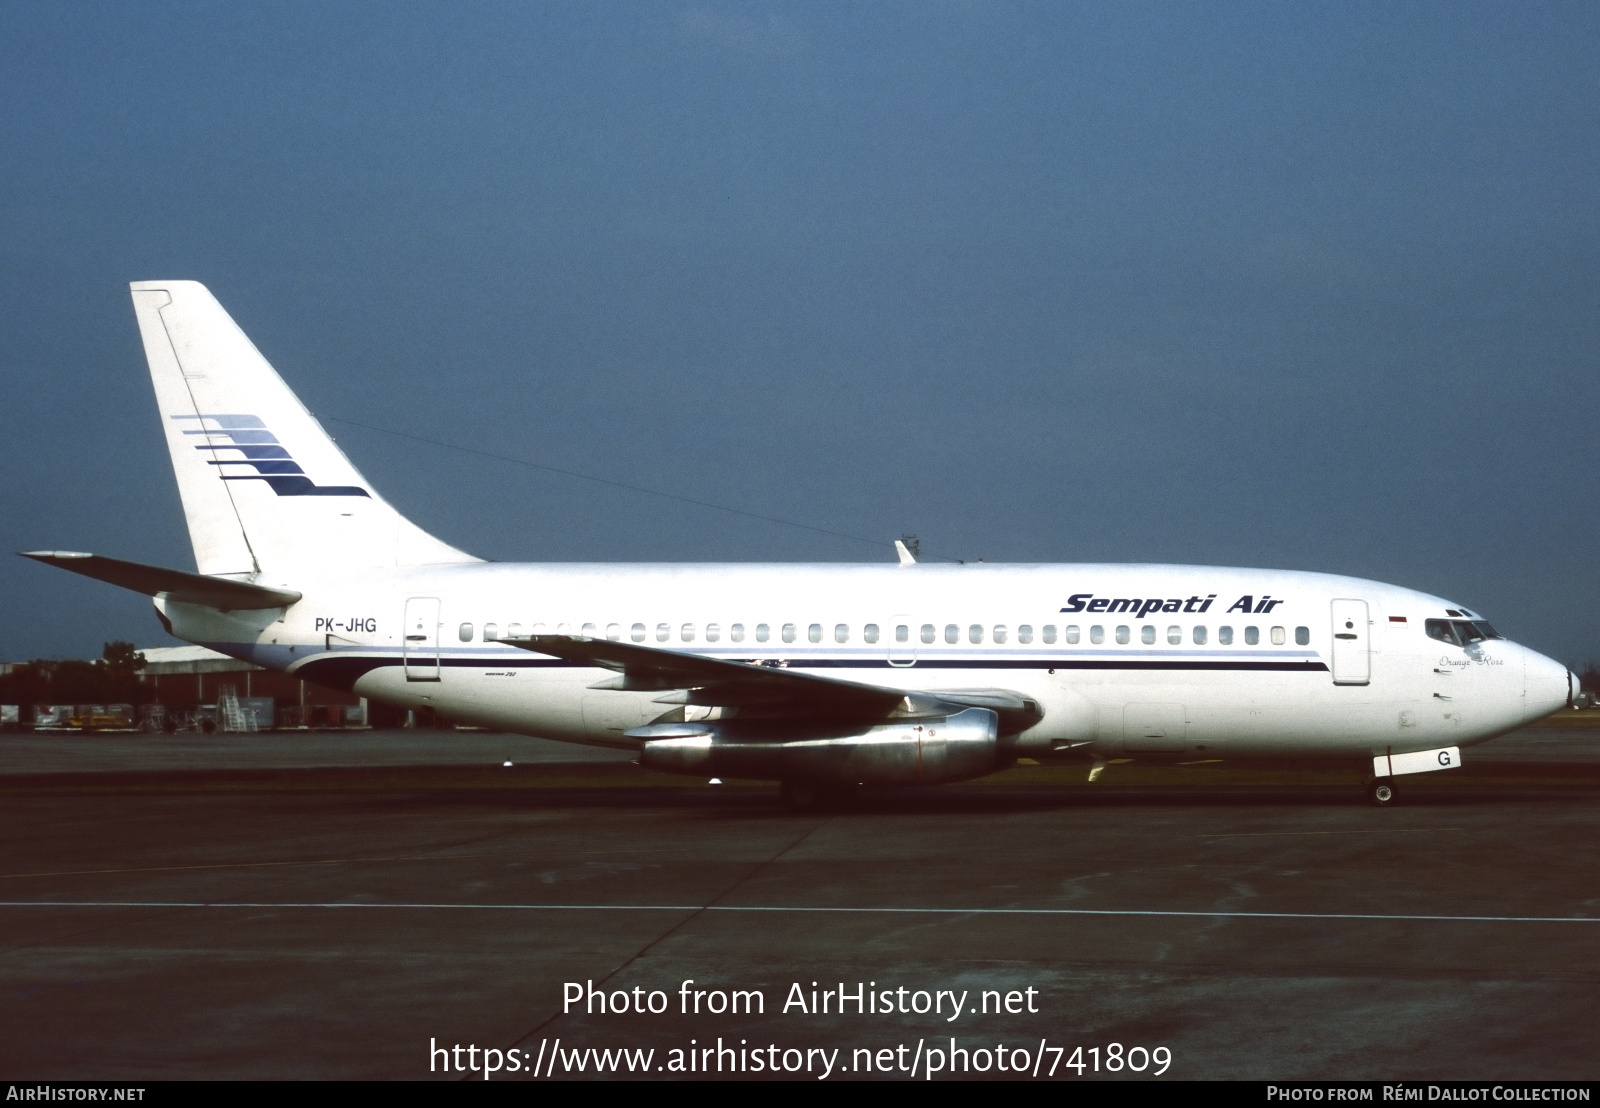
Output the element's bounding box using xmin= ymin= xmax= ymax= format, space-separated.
xmin=20 ymin=551 xmax=301 ymax=610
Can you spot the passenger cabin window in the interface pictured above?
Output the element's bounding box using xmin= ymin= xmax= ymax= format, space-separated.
xmin=864 ymin=624 xmax=880 ymax=644
xmin=1140 ymin=625 xmax=1156 ymax=645
xmin=1115 ymin=625 xmax=1130 ymax=645
xmin=1270 ymin=626 xmax=1286 ymax=645
xmin=1017 ymin=625 xmax=1033 ymax=644
xmin=945 ymin=624 xmax=960 ymax=644
xmin=1049 ymin=625 xmax=1064 ymax=644
xmin=895 ymin=624 xmax=909 ymax=643
xmin=581 ymin=622 xmax=597 ymax=637
xmin=993 ymin=625 xmax=1007 ymax=644
xmin=783 ymin=623 xmax=797 ymax=644
xmin=921 ymin=624 xmax=936 ymax=644
xmin=1426 ymin=619 xmax=1501 ymax=646
xmin=483 ymin=623 xmax=498 ymax=641
xmin=1218 ymin=626 xmax=1233 ymax=645
xmin=756 ymin=623 xmax=771 ymax=643
xmin=459 ymin=623 xmax=474 ymax=642
xmin=507 ymin=623 xmax=522 ymax=638
xmin=1244 ymin=626 xmax=1259 ymax=645
xmin=681 ymin=623 xmax=695 ymax=642
xmin=731 ymin=623 xmax=745 ymax=643
xmin=1193 ymin=625 xmax=1207 ymax=645
xmin=631 ymin=623 xmax=646 ymax=642
xmin=607 ymin=623 xmax=621 ymax=641
xmin=1295 ymin=626 xmax=1310 ymax=645
xmin=1168 ymin=625 xmax=1182 ymax=645
xmin=1089 ymin=625 xmax=1104 ymax=644
xmin=968 ymin=624 xmax=983 ymax=644
xmin=808 ymin=623 xmax=823 ymax=643
xmin=705 ymin=623 xmax=720 ymax=643
xmin=656 ymin=623 xmax=670 ymax=642
xmin=834 ymin=624 xmax=849 ymax=643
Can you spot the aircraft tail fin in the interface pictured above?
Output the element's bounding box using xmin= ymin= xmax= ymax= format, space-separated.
xmin=129 ymin=281 xmax=478 ymax=578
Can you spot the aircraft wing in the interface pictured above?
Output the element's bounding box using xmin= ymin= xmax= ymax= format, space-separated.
xmin=502 ymin=634 xmax=904 ymax=715
xmin=501 ymin=634 xmax=1039 ymax=727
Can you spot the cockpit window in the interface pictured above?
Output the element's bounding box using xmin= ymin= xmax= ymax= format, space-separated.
xmin=1426 ymin=619 xmax=1460 ymax=645
xmin=1427 ymin=618 xmax=1502 ymax=646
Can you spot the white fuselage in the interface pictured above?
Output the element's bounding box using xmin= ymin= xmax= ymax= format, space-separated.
xmin=160 ymin=560 xmax=1573 ymax=764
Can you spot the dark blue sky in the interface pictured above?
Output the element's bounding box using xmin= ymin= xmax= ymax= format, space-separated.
xmin=2 ymin=2 xmax=1596 ymax=665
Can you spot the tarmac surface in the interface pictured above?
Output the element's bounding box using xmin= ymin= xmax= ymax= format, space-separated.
xmin=2 ymin=718 xmax=1599 ymax=1081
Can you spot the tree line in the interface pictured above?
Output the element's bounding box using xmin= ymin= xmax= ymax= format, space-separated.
xmin=0 ymin=642 xmax=146 ymax=709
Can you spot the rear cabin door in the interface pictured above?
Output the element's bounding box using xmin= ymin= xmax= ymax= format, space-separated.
xmin=404 ymin=597 xmax=441 ymax=682
xmin=1330 ymin=599 xmax=1370 ymax=685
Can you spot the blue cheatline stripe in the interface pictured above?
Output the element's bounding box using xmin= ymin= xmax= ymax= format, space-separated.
xmin=0 ymin=901 xmax=1592 ymax=924
xmin=288 ymin=653 xmax=1330 ymax=675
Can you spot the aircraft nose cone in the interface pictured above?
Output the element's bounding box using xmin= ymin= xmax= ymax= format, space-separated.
xmin=1523 ymin=648 xmax=1572 ymax=720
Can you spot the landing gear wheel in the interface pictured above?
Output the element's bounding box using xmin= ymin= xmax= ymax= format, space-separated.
xmin=778 ymin=780 xmax=857 ymax=813
xmin=821 ymin=781 xmax=859 ymax=810
xmin=1367 ymin=777 xmax=1399 ymax=807
xmin=779 ymin=780 xmax=820 ymax=812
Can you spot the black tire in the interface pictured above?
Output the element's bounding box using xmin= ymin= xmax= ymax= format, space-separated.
xmin=1368 ymin=778 xmax=1399 ymax=807
xmin=779 ymin=780 xmax=857 ymax=813
xmin=779 ymin=779 xmax=820 ymax=812
xmin=820 ymin=781 xmax=859 ymax=810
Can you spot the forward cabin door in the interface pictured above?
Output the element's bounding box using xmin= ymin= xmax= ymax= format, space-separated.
xmin=404 ymin=597 xmax=441 ymax=682
xmin=1330 ymin=599 xmax=1370 ymax=685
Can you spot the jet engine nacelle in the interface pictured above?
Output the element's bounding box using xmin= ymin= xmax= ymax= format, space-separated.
xmin=635 ymin=706 xmax=999 ymax=786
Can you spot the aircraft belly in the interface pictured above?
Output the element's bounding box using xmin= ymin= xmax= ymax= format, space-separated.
xmin=455 ymin=668 xmax=591 ymax=741
xmin=1061 ymin=669 xmax=1401 ymax=756
xmin=353 ymin=664 xmax=595 ymax=743
xmin=580 ymin=691 xmax=657 ymax=744
xmin=1184 ymin=707 xmax=1250 ymax=749
xmin=1121 ymin=703 xmax=1186 ymax=753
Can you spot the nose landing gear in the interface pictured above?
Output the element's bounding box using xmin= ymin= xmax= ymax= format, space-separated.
xmin=1366 ymin=777 xmax=1399 ymax=806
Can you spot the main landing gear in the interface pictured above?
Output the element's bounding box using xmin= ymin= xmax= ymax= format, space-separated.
xmin=1366 ymin=777 xmax=1399 ymax=807
xmin=779 ymin=779 xmax=858 ymax=813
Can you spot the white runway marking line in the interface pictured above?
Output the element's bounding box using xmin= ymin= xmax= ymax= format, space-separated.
xmin=0 ymin=901 xmax=1594 ymax=924
xmin=1199 ymin=827 xmax=1465 ymax=839
xmin=0 ymin=846 xmax=679 ymax=882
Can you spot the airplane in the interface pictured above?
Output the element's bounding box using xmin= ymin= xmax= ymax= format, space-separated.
xmin=22 ymin=281 xmax=1579 ymax=808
